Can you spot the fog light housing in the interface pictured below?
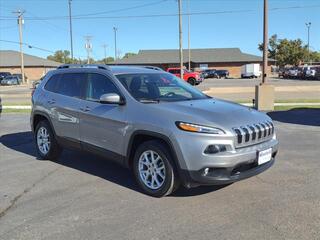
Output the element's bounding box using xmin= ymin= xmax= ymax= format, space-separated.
xmin=204 ymin=144 xmax=227 ymax=154
xmin=203 ymin=168 xmax=210 ymax=176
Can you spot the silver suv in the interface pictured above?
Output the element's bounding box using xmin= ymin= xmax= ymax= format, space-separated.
xmin=31 ymin=64 xmax=279 ymax=197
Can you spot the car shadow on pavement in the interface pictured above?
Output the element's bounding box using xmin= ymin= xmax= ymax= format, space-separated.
xmin=0 ymin=131 xmax=226 ymax=197
xmin=268 ymin=108 xmax=320 ymax=127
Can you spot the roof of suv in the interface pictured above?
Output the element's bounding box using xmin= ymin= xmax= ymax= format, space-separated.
xmin=55 ymin=64 xmax=160 ymax=75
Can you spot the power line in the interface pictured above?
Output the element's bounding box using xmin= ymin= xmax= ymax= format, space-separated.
xmin=0 ymin=39 xmax=55 ymax=53
xmin=1 ymin=5 xmax=320 ymax=21
xmin=70 ymin=0 xmax=168 ymax=18
xmin=0 ymin=39 xmax=87 ymax=59
xmin=0 ymin=0 xmax=168 ymax=20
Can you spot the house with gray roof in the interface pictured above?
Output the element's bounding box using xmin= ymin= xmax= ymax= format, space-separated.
xmin=114 ymin=48 xmax=273 ymax=77
xmin=0 ymin=50 xmax=60 ymax=82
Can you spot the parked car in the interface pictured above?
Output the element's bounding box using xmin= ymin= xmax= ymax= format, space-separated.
xmin=288 ymin=67 xmax=303 ymax=79
xmin=1 ymin=76 xmax=20 ymax=85
xmin=31 ymin=64 xmax=278 ymax=197
xmin=202 ymin=69 xmax=217 ymax=79
xmin=278 ymin=68 xmax=286 ymax=78
xmin=314 ymin=67 xmax=320 ymax=80
xmin=166 ymin=67 xmax=203 ymax=85
xmin=12 ymin=73 xmax=26 ymax=84
xmin=0 ymin=72 xmax=11 ymax=80
xmin=241 ymin=64 xmax=261 ymax=78
xmin=303 ymin=66 xmax=317 ymax=80
xmin=214 ymin=70 xmax=229 ymax=79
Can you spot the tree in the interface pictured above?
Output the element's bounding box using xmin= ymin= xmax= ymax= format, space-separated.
xmin=310 ymin=51 xmax=320 ymax=63
xmin=258 ymin=34 xmax=278 ymax=60
xmin=122 ymin=52 xmax=137 ymax=59
xmin=258 ymin=35 xmax=310 ymax=66
xmin=47 ymin=50 xmax=73 ymax=64
xmin=276 ymin=39 xmax=308 ymax=66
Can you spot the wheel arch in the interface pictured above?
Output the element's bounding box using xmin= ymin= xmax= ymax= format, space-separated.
xmin=32 ymin=111 xmax=56 ymax=136
xmin=125 ymin=130 xmax=182 ymax=172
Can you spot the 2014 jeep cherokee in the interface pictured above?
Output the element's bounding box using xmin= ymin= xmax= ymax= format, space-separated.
xmin=31 ymin=64 xmax=279 ymax=197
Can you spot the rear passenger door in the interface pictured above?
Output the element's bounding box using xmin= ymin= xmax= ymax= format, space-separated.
xmin=79 ymin=72 xmax=127 ymax=163
xmin=45 ymin=72 xmax=86 ymax=147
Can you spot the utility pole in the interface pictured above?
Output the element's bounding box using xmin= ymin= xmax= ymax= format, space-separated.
xmin=102 ymin=44 xmax=107 ymax=64
xmin=178 ymin=0 xmax=183 ymax=79
xmin=255 ymin=0 xmax=274 ymax=111
xmin=84 ymin=36 xmax=92 ymax=64
xmin=113 ymin=27 xmax=118 ymax=61
xmin=13 ymin=10 xmax=26 ymax=84
xmin=262 ymin=0 xmax=268 ymax=84
xmin=68 ymin=0 xmax=74 ymax=62
xmin=187 ymin=0 xmax=191 ymax=71
xmin=305 ymin=22 xmax=311 ymax=63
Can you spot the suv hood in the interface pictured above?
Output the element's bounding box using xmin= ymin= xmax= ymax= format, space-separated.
xmin=155 ymin=98 xmax=271 ymax=130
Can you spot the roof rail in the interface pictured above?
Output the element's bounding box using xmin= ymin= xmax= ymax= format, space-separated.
xmin=57 ymin=64 xmax=110 ymax=70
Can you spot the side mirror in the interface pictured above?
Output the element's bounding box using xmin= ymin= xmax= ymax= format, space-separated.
xmin=99 ymin=93 xmax=125 ymax=105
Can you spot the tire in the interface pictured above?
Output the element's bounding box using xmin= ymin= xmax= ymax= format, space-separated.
xmin=187 ymin=78 xmax=196 ymax=85
xmin=35 ymin=120 xmax=62 ymax=161
xmin=133 ymin=140 xmax=180 ymax=197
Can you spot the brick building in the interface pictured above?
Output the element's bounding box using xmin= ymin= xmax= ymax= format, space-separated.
xmin=0 ymin=50 xmax=60 ymax=83
xmin=114 ymin=48 xmax=274 ymax=78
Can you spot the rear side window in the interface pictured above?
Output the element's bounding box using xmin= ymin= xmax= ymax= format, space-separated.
xmin=85 ymin=73 xmax=120 ymax=101
xmin=44 ymin=74 xmax=61 ymax=92
xmin=56 ymin=73 xmax=86 ymax=98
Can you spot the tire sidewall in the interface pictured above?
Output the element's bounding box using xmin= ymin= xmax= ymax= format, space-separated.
xmin=133 ymin=141 xmax=175 ymax=197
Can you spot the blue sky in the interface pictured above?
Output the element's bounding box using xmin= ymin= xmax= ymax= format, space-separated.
xmin=0 ymin=0 xmax=319 ymax=60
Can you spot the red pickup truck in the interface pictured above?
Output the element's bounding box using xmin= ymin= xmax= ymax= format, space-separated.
xmin=166 ymin=68 xmax=203 ymax=85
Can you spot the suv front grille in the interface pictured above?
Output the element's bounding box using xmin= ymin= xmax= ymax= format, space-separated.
xmin=233 ymin=121 xmax=274 ymax=148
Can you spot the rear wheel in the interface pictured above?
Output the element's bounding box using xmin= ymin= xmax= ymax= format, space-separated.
xmin=133 ymin=140 xmax=180 ymax=197
xmin=187 ymin=77 xmax=196 ymax=85
xmin=35 ymin=120 xmax=62 ymax=161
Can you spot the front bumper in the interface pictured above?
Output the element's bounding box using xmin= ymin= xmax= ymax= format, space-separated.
xmin=170 ymin=131 xmax=279 ymax=187
xmin=182 ymin=154 xmax=276 ymax=187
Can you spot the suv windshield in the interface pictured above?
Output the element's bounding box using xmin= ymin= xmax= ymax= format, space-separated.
xmin=116 ymin=72 xmax=209 ymax=102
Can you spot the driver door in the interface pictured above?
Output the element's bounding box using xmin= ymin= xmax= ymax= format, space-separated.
xmin=79 ymin=72 xmax=127 ymax=163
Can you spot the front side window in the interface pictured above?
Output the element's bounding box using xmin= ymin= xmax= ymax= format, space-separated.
xmin=56 ymin=73 xmax=86 ymax=98
xmin=116 ymin=73 xmax=209 ymax=102
xmin=85 ymin=73 xmax=120 ymax=101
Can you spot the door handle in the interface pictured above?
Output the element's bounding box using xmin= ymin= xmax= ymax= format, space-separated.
xmin=47 ymin=99 xmax=56 ymax=104
xmin=80 ymin=106 xmax=91 ymax=112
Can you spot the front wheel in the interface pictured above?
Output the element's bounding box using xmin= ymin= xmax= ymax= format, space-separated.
xmin=187 ymin=78 xmax=196 ymax=85
xmin=133 ymin=140 xmax=180 ymax=197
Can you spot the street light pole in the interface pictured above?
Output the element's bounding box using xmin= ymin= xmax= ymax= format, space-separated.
xmin=178 ymin=0 xmax=183 ymax=79
xmin=68 ymin=0 xmax=74 ymax=62
xmin=305 ymin=22 xmax=311 ymax=63
xmin=262 ymin=0 xmax=268 ymax=84
xmin=113 ymin=27 xmax=118 ymax=61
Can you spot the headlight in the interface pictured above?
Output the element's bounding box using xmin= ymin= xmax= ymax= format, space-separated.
xmin=176 ymin=121 xmax=225 ymax=134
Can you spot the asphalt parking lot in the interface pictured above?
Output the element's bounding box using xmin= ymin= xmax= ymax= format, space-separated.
xmin=0 ymin=111 xmax=320 ymax=240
